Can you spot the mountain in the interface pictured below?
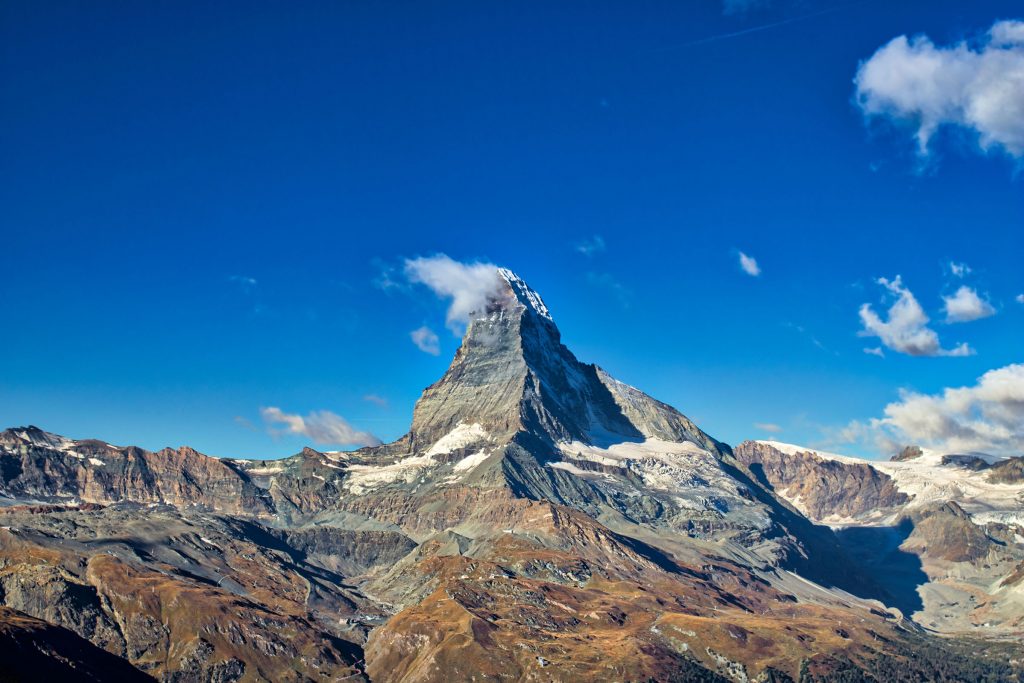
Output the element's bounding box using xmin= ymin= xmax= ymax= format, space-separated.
xmin=736 ymin=440 xmax=1024 ymax=636
xmin=1 ymin=270 xmax=1021 ymax=682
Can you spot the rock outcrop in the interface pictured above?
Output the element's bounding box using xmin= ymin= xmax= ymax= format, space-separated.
xmin=733 ymin=440 xmax=909 ymax=521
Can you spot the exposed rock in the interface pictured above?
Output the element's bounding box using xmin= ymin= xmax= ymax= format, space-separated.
xmin=988 ymin=456 xmax=1024 ymax=484
xmin=892 ymin=445 xmax=924 ymax=462
xmin=733 ymin=440 xmax=908 ymax=521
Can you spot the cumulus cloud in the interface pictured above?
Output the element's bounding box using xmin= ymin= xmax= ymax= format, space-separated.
xmin=840 ymin=364 xmax=1024 ymax=456
xmin=260 ymin=407 xmax=381 ymax=447
xmin=854 ymin=19 xmax=1024 ymax=160
xmin=404 ymin=254 xmax=503 ymax=334
xmin=943 ymin=285 xmax=996 ymax=323
xmin=754 ymin=422 xmax=783 ymax=433
xmin=410 ymin=326 xmax=440 ymax=355
xmin=949 ymin=261 xmax=971 ymax=278
xmin=858 ymin=276 xmax=972 ymax=357
xmin=738 ymin=251 xmax=761 ymax=276
xmin=575 ymin=235 xmax=606 ymax=257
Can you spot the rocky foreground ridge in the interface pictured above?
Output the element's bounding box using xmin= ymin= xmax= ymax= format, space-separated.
xmin=1 ymin=270 xmax=1021 ymax=682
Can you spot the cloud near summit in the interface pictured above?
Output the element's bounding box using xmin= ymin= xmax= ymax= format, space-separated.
xmin=404 ymin=254 xmax=504 ymax=334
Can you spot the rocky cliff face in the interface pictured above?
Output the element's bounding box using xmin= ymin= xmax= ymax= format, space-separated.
xmin=733 ymin=440 xmax=909 ymax=522
xmin=0 ymin=427 xmax=272 ymax=515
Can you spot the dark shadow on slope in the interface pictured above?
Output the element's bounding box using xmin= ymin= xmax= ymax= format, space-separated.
xmin=0 ymin=609 xmax=154 ymax=682
xmin=834 ymin=519 xmax=926 ymax=616
xmin=721 ymin=459 xmax=921 ymax=607
xmin=743 ymin=462 xmax=928 ymax=616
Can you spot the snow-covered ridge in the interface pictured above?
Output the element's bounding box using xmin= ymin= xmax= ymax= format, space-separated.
xmin=498 ymin=268 xmax=552 ymax=321
xmin=755 ymin=440 xmax=1023 ymax=522
xmin=755 ymin=440 xmax=867 ymax=465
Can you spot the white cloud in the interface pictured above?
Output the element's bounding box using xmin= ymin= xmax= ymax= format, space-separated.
xmin=404 ymin=254 xmax=503 ymax=334
xmin=1015 ymin=293 xmax=1024 ymax=304
xmin=863 ymin=347 xmax=885 ymax=358
xmin=854 ymin=19 xmax=1024 ymax=160
xmin=363 ymin=394 xmax=388 ymax=408
xmin=949 ymin=261 xmax=971 ymax=278
xmin=738 ymin=251 xmax=761 ymax=276
xmin=576 ymin=235 xmax=606 ymax=257
xmin=410 ymin=326 xmax=440 ymax=355
xmin=840 ymin=364 xmax=1024 ymax=456
xmin=260 ymin=407 xmax=381 ymax=447
xmin=754 ymin=422 xmax=783 ymax=433
xmin=943 ymin=285 xmax=996 ymax=323
xmin=858 ymin=275 xmax=973 ymax=357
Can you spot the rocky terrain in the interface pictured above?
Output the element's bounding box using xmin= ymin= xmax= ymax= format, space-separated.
xmin=737 ymin=440 xmax=1024 ymax=638
xmin=1 ymin=270 xmax=1021 ymax=682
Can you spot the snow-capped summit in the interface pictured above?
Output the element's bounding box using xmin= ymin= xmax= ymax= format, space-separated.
xmin=497 ymin=267 xmax=552 ymax=321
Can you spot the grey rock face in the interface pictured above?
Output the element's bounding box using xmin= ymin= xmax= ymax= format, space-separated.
xmin=733 ymin=440 xmax=909 ymax=521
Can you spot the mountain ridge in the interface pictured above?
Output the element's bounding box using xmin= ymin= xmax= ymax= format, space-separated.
xmin=0 ymin=271 xmax=1021 ymax=681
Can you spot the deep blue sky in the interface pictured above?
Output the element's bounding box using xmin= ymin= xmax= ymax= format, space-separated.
xmin=2 ymin=0 xmax=1021 ymax=459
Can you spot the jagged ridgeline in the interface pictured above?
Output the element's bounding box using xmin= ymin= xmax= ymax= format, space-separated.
xmin=0 ymin=269 xmax=1020 ymax=682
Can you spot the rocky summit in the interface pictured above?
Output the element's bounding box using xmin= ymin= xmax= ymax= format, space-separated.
xmin=1 ymin=271 xmax=1021 ymax=682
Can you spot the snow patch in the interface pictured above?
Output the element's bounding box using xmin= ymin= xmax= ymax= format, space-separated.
xmin=344 ymin=453 xmax=437 ymax=495
xmin=246 ymin=466 xmax=285 ymax=475
xmin=88 ymin=458 xmax=105 ymax=466
xmin=426 ymin=423 xmax=488 ymax=456
xmin=452 ymin=450 xmax=490 ymax=473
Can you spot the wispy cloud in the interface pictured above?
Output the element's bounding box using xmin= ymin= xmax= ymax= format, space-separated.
xmin=669 ymin=1 xmax=862 ymax=48
xmin=754 ymin=422 xmax=783 ymax=433
xmin=372 ymin=259 xmax=404 ymax=292
xmin=260 ymin=407 xmax=381 ymax=447
xmin=943 ymin=285 xmax=996 ymax=323
xmin=410 ymin=326 xmax=441 ymax=355
xmin=228 ymin=275 xmax=258 ymax=290
xmin=575 ymin=235 xmax=606 ymax=257
xmin=363 ymin=394 xmax=389 ymax=408
xmin=404 ymin=254 xmax=503 ymax=334
xmin=837 ymin=363 xmax=1024 ymax=456
xmin=858 ymin=275 xmax=972 ymax=357
xmin=855 ymin=19 xmax=1024 ymax=162
xmin=1017 ymin=293 xmax=1024 ymax=304
xmin=863 ymin=346 xmax=885 ymax=358
xmin=949 ymin=261 xmax=972 ymax=278
xmin=234 ymin=415 xmax=259 ymax=432
xmin=738 ymin=251 xmax=761 ymax=277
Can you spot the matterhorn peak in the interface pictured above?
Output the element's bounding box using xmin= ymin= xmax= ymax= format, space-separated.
xmin=496 ymin=267 xmax=552 ymax=321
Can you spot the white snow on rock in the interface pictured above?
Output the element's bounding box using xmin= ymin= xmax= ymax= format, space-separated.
xmin=755 ymin=440 xmax=1024 ymax=525
xmin=452 ymin=450 xmax=491 ymax=472
xmin=88 ymin=458 xmax=106 ymax=467
xmin=498 ymin=268 xmax=552 ymax=320
xmin=425 ymin=423 xmax=489 ymax=456
xmin=245 ymin=466 xmax=285 ymax=475
xmin=343 ymin=453 xmax=437 ymax=495
xmin=552 ymin=438 xmax=753 ymax=513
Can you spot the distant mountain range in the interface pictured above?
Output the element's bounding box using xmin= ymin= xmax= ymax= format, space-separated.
xmin=1 ymin=270 xmax=1021 ymax=682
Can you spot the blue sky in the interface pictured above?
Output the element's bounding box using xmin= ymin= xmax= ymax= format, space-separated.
xmin=2 ymin=0 xmax=1021 ymax=459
